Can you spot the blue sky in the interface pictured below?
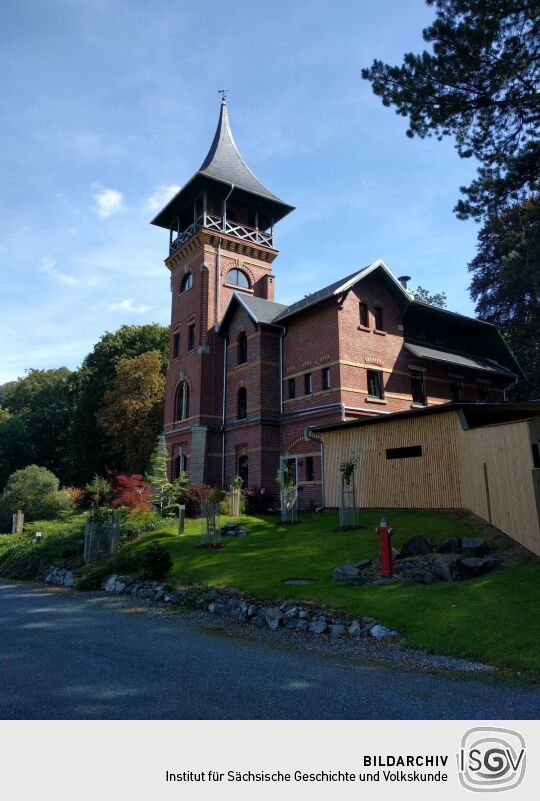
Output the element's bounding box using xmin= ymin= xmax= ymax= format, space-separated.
xmin=0 ymin=0 xmax=482 ymax=384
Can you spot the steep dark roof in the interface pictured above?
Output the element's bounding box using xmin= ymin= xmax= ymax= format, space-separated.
xmin=151 ymin=100 xmax=294 ymax=229
xmin=404 ymin=342 xmax=516 ymax=378
xmin=198 ymin=100 xmax=288 ymax=206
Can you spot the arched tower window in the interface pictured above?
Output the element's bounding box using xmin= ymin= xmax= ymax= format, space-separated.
xmin=226 ymin=268 xmax=250 ymax=289
xmin=237 ymin=332 xmax=248 ymax=365
xmin=179 ymin=272 xmax=193 ymax=293
xmin=175 ymin=382 xmax=190 ymax=421
xmin=237 ymin=387 xmax=247 ymax=420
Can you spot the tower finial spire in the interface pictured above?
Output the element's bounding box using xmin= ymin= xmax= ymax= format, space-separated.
xmin=218 ymin=88 xmax=229 ymax=103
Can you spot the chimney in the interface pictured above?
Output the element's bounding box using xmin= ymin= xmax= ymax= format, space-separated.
xmin=398 ymin=275 xmax=411 ymax=290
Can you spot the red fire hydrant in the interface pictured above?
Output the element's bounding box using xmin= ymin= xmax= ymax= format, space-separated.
xmin=376 ymin=516 xmax=394 ymax=577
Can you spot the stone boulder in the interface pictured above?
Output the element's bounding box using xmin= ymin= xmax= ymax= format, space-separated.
xmin=263 ymin=607 xmax=283 ymax=630
xmin=103 ymin=575 xmax=127 ymax=593
xmin=433 ymin=537 xmax=462 ymax=554
xmin=42 ymin=566 xmax=74 ymax=588
xmin=462 ymin=537 xmax=491 ymax=557
xmin=309 ymin=618 xmax=327 ymax=635
xmin=329 ymin=624 xmax=347 ymax=637
xmin=286 ymin=618 xmax=308 ymax=632
xmin=332 ymin=560 xmax=371 ymax=585
xmin=399 ymin=536 xmax=432 ymax=557
xmin=461 ymin=556 xmax=499 ymax=577
xmin=432 ymin=555 xmax=466 ymax=582
xmin=369 ymin=624 xmax=398 ymax=639
xmin=348 ymin=620 xmax=362 ymax=637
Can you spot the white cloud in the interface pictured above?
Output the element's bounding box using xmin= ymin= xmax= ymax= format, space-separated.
xmin=93 ymin=185 xmax=125 ymax=218
xmin=39 ymin=255 xmax=99 ymax=287
xmin=147 ymin=184 xmax=181 ymax=211
xmin=103 ymin=298 xmax=154 ymax=313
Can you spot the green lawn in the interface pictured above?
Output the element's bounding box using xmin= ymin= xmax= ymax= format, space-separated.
xmin=1 ymin=508 xmax=539 ymax=673
xmin=128 ymin=510 xmax=540 ymax=674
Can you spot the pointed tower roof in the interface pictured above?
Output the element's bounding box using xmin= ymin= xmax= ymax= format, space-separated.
xmin=198 ymin=99 xmax=287 ymax=204
xmin=151 ymin=99 xmax=294 ymax=231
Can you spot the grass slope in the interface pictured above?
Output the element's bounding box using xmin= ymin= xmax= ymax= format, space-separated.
xmin=129 ymin=510 xmax=540 ymax=673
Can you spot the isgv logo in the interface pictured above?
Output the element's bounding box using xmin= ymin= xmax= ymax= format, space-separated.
xmin=457 ymin=727 xmax=526 ymax=792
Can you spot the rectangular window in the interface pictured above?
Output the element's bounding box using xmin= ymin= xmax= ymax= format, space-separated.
xmin=288 ymin=377 xmax=296 ymax=399
xmin=359 ymin=302 xmax=369 ymax=328
xmin=172 ymin=332 xmax=180 ymax=358
xmin=478 ymin=383 xmax=490 ymax=401
xmin=304 ymin=372 xmax=312 ymax=395
xmin=187 ymin=323 xmax=195 ymax=351
xmin=305 ymin=456 xmax=314 ymax=482
xmin=367 ymin=369 xmax=384 ymax=399
xmin=532 ymin=443 xmax=540 ymax=469
xmin=411 ymin=370 xmax=426 ymax=405
xmin=374 ymin=306 xmax=383 ymax=331
xmin=386 ymin=445 xmax=423 ymax=460
xmin=322 ymin=367 xmax=331 ymax=390
xmin=450 ymin=378 xmax=462 ymax=402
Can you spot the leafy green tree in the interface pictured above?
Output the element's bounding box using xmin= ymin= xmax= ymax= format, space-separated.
xmin=70 ymin=324 xmax=168 ymax=483
xmin=0 ymin=465 xmax=72 ymax=528
xmin=0 ymin=368 xmax=74 ymax=484
xmin=96 ymin=351 xmax=166 ymax=474
xmin=0 ymin=409 xmax=33 ymax=491
xmin=414 ymin=286 xmax=448 ymax=307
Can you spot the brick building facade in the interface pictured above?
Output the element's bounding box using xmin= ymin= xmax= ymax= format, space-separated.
xmin=151 ymin=99 xmax=522 ymax=508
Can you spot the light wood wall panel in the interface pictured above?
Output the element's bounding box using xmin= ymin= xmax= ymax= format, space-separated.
xmin=322 ymin=411 xmax=463 ymax=509
xmin=321 ymin=411 xmax=540 ymax=556
xmin=460 ymin=419 xmax=540 ymax=555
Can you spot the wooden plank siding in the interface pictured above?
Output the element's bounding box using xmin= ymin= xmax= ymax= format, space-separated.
xmin=322 ymin=411 xmax=463 ymax=509
xmin=460 ymin=419 xmax=540 ymax=555
xmin=321 ymin=410 xmax=540 ymax=556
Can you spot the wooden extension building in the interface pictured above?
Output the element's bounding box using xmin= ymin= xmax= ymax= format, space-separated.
xmin=316 ymin=403 xmax=540 ymax=556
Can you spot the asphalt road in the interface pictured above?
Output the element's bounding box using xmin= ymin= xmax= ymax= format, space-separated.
xmin=1 ymin=579 xmax=539 ymax=720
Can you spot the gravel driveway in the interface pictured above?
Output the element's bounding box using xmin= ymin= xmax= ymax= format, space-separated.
xmin=1 ymin=579 xmax=538 ymax=720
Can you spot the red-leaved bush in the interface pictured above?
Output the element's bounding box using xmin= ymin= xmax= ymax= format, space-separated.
xmin=181 ymin=482 xmax=213 ymax=518
xmin=112 ymin=474 xmax=152 ymax=511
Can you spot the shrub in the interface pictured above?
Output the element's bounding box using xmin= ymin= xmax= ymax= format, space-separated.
xmin=122 ymin=509 xmax=162 ymax=540
xmin=84 ymin=475 xmax=112 ymax=509
xmin=0 ymin=518 xmax=86 ymax=579
xmin=76 ymin=551 xmax=143 ymax=591
xmin=0 ymin=465 xmax=73 ymax=529
xmin=112 ymin=474 xmax=152 ymax=511
xmin=139 ymin=543 xmax=173 ymax=580
xmin=181 ymin=482 xmax=213 ymax=518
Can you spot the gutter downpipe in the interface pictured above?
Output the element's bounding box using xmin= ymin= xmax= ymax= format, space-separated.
xmin=275 ymin=324 xmax=287 ymax=416
xmin=214 ymin=238 xmax=221 ymax=330
xmin=215 ymin=184 xmax=235 ymax=329
xmin=221 ymin=335 xmax=228 ymax=488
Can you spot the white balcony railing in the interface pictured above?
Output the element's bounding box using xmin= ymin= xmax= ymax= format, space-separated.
xmin=170 ymin=213 xmax=274 ymax=253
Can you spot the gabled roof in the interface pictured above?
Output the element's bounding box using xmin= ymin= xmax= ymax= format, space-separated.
xmin=218 ymin=292 xmax=288 ymax=333
xmin=272 ymin=259 xmax=410 ymax=322
xmin=151 ymin=100 xmax=294 ymax=230
xmin=215 ymin=262 xmax=520 ymax=380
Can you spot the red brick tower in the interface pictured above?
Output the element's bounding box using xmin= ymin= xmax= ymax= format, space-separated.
xmin=151 ymin=98 xmax=294 ymax=483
